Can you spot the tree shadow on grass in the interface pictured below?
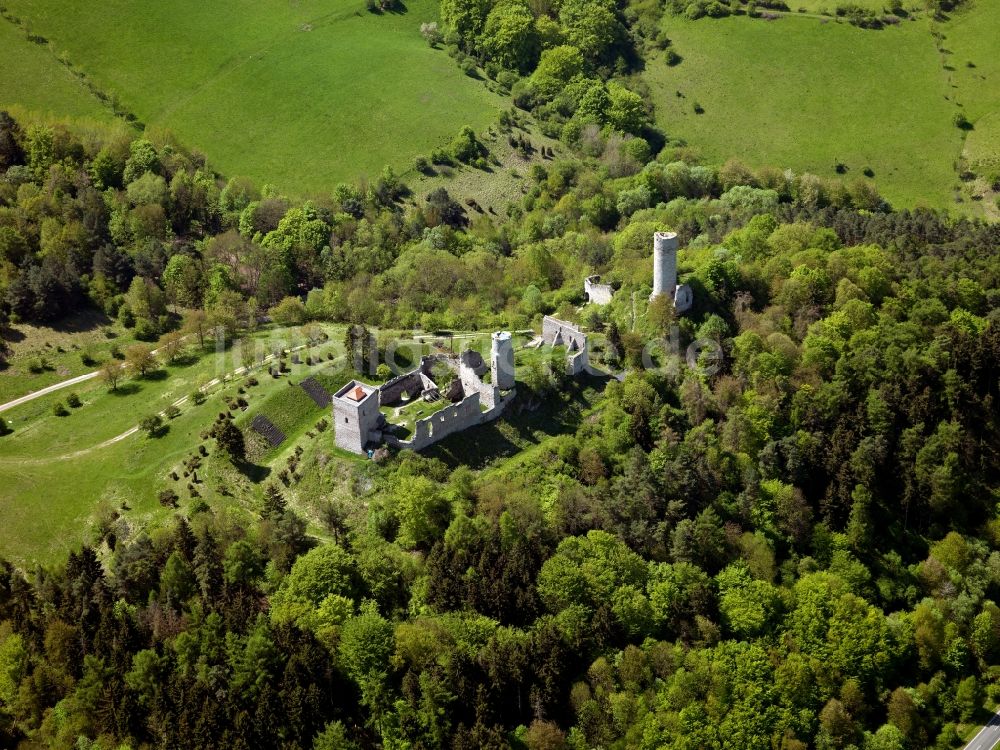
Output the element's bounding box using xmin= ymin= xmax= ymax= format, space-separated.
xmin=45 ymin=307 xmax=113 ymax=334
xmin=144 ymin=370 xmax=169 ymax=381
xmin=111 ymin=382 xmax=142 ymax=396
xmin=237 ymin=461 xmax=271 ymax=483
xmin=169 ymin=353 xmax=200 ymax=368
xmin=1 ymin=327 xmax=25 ymax=344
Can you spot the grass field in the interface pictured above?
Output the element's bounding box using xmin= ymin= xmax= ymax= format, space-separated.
xmin=646 ymin=14 xmax=964 ymax=209
xmin=943 ymin=0 xmax=1000 ymax=124
xmin=0 ymin=0 xmax=504 ymax=193
xmin=0 ymin=326 xmax=480 ymax=566
xmin=0 ymin=310 xmax=144 ymax=404
xmin=0 ymin=325 xmax=354 ymax=566
xmin=0 ymin=17 xmax=113 ymax=121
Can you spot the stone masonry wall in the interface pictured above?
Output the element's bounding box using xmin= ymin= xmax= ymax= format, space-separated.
xmin=542 ymin=316 xmax=588 ymax=351
xmin=584 ymin=276 xmax=614 ymax=305
xmin=383 ymin=389 xmax=515 ymax=452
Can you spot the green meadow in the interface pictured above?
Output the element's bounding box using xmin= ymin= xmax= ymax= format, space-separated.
xmin=646 ymin=14 xmax=964 ymax=209
xmin=0 ymin=18 xmax=112 ymax=121
xmin=1 ymin=0 xmax=503 ymax=193
xmin=0 ymin=325 xmax=352 ymax=566
xmin=945 ymin=0 xmax=1000 ymax=125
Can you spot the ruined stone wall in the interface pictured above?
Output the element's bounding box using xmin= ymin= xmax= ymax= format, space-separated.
xmin=460 ymin=361 xmax=499 ymax=410
xmin=459 ymin=349 xmax=487 ymax=377
xmin=542 ymin=316 xmax=587 ymax=351
xmin=379 ymin=370 xmax=425 ymax=404
xmin=385 ymin=393 xmax=481 ymax=451
xmin=584 ymin=276 xmax=614 ymax=305
xmin=383 ymin=389 xmax=516 ymax=452
xmin=567 ymin=344 xmax=589 ymax=376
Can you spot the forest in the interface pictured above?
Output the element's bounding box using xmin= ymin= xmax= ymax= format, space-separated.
xmin=0 ymin=88 xmax=998 ymax=750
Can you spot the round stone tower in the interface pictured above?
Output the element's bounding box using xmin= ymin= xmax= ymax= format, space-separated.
xmin=491 ymin=331 xmax=515 ymax=390
xmin=651 ymin=231 xmax=678 ymax=300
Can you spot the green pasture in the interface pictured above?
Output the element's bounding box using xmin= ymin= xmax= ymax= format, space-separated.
xmin=0 ymin=18 xmax=111 ymax=121
xmin=646 ymin=14 xmax=962 ymax=209
xmin=1 ymin=0 xmax=504 ymax=193
xmin=944 ymin=0 xmax=1000 ymax=125
xmin=0 ymin=324 xmax=350 ymax=566
xmin=0 ymin=310 xmax=143 ymax=404
xmin=0 ymin=325 xmax=479 ymax=566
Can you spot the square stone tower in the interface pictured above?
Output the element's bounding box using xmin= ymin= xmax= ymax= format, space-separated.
xmin=332 ymin=380 xmax=380 ymax=454
xmin=491 ymin=331 xmax=515 ymax=390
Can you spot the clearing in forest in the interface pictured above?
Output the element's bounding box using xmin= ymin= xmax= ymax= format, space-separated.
xmin=645 ymin=14 xmax=963 ymax=210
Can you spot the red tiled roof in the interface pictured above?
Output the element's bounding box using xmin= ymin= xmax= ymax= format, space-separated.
xmin=346 ymin=385 xmax=367 ymax=401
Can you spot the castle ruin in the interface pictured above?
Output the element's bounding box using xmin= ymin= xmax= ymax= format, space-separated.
xmin=541 ymin=316 xmax=590 ymax=375
xmin=333 ymin=333 xmax=518 ymax=455
xmin=650 ymin=231 xmax=693 ymax=313
xmin=582 ymin=232 xmax=693 ymax=313
xmin=584 ymin=275 xmax=614 ymax=305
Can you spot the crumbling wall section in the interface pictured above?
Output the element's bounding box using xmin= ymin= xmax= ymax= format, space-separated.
xmin=379 ymin=370 xmax=425 ymax=404
xmin=584 ymin=275 xmax=614 ymax=305
xmin=460 ymin=360 xmax=500 ymax=409
xmin=567 ymin=345 xmax=589 ymax=376
xmin=383 ymin=389 xmax=516 ymax=452
xmin=542 ymin=316 xmax=587 ymax=351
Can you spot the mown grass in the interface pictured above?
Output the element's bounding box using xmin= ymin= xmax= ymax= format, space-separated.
xmin=238 ymin=364 xmax=353 ymax=459
xmin=1 ymin=0 xmax=503 ymax=193
xmin=0 ymin=325 xmax=348 ymax=566
xmin=645 ymin=14 xmax=962 ymax=209
xmin=0 ymin=18 xmax=112 ymax=120
xmin=0 ymin=326 xmax=482 ymax=566
xmin=0 ymin=309 xmax=142 ymax=404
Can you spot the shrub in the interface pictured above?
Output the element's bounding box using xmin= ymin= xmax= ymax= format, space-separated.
xmin=158 ymin=489 xmax=179 ymax=507
xmin=419 ymin=21 xmax=442 ymax=46
xmin=431 ymin=149 xmax=453 ymax=165
xmin=190 ymin=390 xmax=206 ymax=405
xmin=140 ymin=414 xmax=163 ymax=437
xmin=27 ymin=357 xmax=48 ymax=374
xmin=53 ymin=402 xmax=69 ymax=417
xmin=953 ymin=112 xmax=972 ymax=130
xmin=496 ymin=70 xmax=519 ymax=91
xmin=66 ymin=393 xmax=82 ymax=408
xmin=165 ymin=404 xmax=181 ymax=419
xmin=0 ymin=419 xmax=11 ymax=436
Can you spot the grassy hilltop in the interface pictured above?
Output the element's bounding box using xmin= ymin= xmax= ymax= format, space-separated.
xmin=0 ymin=0 xmax=503 ymax=192
xmin=644 ymin=14 xmax=961 ymax=209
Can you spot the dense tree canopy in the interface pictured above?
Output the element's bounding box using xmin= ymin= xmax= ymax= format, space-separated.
xmin=1 ymin=107 xmax=999 ymax=749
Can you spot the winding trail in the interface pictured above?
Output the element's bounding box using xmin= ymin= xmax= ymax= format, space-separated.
xmin=0 ymin=369 xmax=102 ymax=414
xmin=0 ymin=335 xmax=195 ymax=415
xmin=0 ymin=339 xmax=317 ymax=464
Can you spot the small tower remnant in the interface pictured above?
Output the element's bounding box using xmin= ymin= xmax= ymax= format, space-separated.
xmin=650 ymin=231 xmax=693 ymax=313
xmin=491 ymin=331 xmax=515 ymax=390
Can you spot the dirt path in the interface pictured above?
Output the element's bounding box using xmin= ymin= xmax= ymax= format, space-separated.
xmin=0 ymin=340 xmax=317 ymax=465
xmin=0 ymin=335 xmax=195 ymax=415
